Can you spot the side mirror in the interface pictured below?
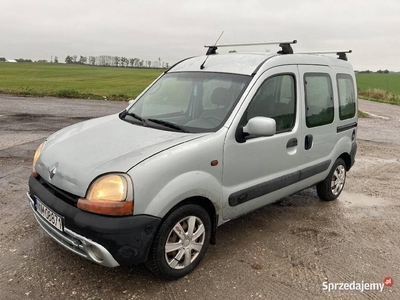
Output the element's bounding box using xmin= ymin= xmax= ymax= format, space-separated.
xmin=243 ymin=117 xmax=276 ymax=137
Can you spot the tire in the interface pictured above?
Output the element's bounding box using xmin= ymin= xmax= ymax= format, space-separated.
xmin=146 ymin=204 xmax=211 ymax=279
xmin=316 ymin=158 xmax=346 ymax=201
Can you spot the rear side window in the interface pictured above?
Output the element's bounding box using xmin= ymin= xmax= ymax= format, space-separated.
xmin=337 ymin=74 xmax=356 ymax=120
xmin=304 ymin=73 xmax=334 ymax=127
xmin=246 ymin=74 xmax=296 ymax=133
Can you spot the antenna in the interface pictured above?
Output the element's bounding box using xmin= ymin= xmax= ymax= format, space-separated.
xmin=200 ymin=31 xmax=224 ymax=70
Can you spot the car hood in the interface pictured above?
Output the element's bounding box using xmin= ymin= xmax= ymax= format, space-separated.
xmin=36 ymin=114 xmax=207 ymax=197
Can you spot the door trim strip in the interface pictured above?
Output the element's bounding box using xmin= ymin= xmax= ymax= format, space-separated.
xmin=337 ymin=122 xmax=357 ymax=133
xmin=228 ymin=160 xmax=331 ymax=206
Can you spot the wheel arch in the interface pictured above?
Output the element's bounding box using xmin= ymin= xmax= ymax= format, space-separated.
xmin=158 ymin=196 xmax=218 ymax=245
xmin=339 ymin=152 xmax=352 ymax=171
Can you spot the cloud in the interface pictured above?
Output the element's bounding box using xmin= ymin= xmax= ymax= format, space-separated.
xmin=1 ymin=0 xmax=399 ymax=70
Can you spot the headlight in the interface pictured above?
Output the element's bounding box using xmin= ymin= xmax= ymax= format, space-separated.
xmin=87 ymin=174 xmax=128 ymax=201
xmin=32 ymin=142 xmax=44 ymax=177
xmin=77 ymin=174 xmax=133 ymax=216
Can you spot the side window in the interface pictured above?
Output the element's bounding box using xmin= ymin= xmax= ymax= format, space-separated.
xmin=337 ymin=74 xmax=356 ymax=120
xmin=305 ymin=73 xmax=334 ymax=127
xmin=246 ymin=74 xmax=296 ymax=133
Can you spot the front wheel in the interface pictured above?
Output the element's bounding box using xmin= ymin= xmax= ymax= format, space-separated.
xmin=317 ymin=158 xmax=347 ymax=201
xmin=146 ymin=204 xmax=211 ymax=279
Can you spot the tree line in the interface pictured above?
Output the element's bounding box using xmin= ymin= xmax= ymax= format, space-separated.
xmin=357 ymin=69 xmax=390 ymax=74
xmin=0 ymin=55 xmax=169 ymax=69
xmin=64 ymin=55 xmax=169 ymax=69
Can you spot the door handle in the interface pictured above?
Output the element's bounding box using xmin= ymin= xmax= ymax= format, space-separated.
xmin=286 ymin=138 xmax=298 ymax=148
xmin=305 ymin=134 xmax=313 ymax=150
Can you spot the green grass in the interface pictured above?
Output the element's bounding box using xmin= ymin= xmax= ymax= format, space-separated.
xmin=1 ymin=63 xmax=399 ymax=105
xmin=356 ymin=73 xmax=400 ymax=105
xmin=0 ymin=63 xmax=162 ymax=100
xmin=356 ymin=73 xmax=400 ymax=94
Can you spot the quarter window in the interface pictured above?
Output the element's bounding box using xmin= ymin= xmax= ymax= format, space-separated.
xmin=246 ymin=74 xmax=296 ymax=133
xmin=337 ymin=74 xmax=356 ymax=120
xmin=305 ymin=74 xmax=334 ymax=127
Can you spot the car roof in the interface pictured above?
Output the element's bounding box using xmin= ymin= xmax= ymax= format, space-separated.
xmin=168 ymin=52 xmax=353 ymax=76
xmin=168 ymin=53 xmax=276 ymax=76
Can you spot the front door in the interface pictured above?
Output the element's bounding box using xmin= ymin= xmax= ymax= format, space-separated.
xmin=222 ymin=66 xmax=303 ymax=220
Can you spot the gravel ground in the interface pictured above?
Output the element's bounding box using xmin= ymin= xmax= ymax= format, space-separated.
xmin=0 ymin=95 xmax=399 ymax=299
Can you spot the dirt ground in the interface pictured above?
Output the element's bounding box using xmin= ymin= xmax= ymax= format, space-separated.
xmin=0 ymin=96 xmax=399 ymax=299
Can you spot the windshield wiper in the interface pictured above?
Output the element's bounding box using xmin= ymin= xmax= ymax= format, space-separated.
xmin=121 ymin=110 xmax=147 ymax=126
xmin=147 ymin=118 xmax=188 ymax=133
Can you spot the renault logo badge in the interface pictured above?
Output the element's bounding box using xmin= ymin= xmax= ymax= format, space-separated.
xmin=49 ymin=166 xmax=57 ymax=179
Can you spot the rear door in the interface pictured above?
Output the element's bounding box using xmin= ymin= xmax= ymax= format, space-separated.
xmin=298 ymin=65 xmax=337 ymax=178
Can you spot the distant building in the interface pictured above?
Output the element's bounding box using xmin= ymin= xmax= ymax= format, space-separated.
xmin=6 ymin=59 xmax=17 ymax=63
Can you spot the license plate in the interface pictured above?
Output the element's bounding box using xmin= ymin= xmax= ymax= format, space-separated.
xmin=34 ymin=196 xmax=64 ymax=232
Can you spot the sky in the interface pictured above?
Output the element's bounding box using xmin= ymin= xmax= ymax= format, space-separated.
xmin=1 ymin=0 xmax=400 ymax=71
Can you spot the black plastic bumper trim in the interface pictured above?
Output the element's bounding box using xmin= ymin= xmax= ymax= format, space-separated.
xmin=350 ymin=142 xmax=357 ymax=169
xmin=28 ymin=176 xmax=161 ymax=266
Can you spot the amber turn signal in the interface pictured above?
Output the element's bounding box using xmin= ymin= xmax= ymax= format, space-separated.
xmin=77 ymin=198 xmax=133 ymax=216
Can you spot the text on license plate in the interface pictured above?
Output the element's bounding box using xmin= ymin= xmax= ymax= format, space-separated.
xmin=34 ymin=197 xmax=64 ymax=232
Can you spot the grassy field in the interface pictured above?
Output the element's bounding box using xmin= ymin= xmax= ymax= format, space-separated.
xmin=1 ymin=63 xmax=399 ymax=105
xmin=356 ymin=73 xmax=400 ymax=105
xmin=0 ymin=63 xmax=162 ymax=100
xmin=356 ymin=73 xmax=400 ymax=94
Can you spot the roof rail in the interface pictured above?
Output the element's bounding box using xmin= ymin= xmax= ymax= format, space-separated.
xmin=296 ymin=50 xmax=352 ymax=61
xmin=204 ymin=40 xmax=297 ymax=55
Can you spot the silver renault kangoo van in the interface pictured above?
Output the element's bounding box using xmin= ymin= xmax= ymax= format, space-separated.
xmin=28 ymin=40 xmax=357 ymax=278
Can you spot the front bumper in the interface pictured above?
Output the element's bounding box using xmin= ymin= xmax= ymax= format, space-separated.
xmin=28 ymin=175 xmax=161 ymax=267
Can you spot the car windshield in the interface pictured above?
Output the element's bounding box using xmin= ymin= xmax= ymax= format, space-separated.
xmin=125 ymin=72 xmax=251 ymax=133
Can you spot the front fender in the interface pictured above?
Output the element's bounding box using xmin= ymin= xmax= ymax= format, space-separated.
xmin=142 ymin=171 xmax=222 ymax=218
xmin=129 ymin=129 xmax=227 ymax=218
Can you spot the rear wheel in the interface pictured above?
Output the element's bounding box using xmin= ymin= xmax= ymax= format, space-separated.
xmin=146 ymin=204 xmax=211 ymax=279
xmin=317 ymin=158 xmax=346 ymax=201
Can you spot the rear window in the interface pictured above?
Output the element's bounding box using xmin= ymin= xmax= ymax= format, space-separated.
xmin=304 ymin=73 xmax=334 ymax=128
xmin=337 ymin=74 xmax=356 ymax=120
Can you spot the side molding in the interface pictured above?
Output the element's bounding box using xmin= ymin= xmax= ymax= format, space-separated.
xmin=228 ymin=160 xmax=331 ymax=206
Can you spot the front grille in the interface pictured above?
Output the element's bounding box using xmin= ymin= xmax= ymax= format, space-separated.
xmin=37 ymin=176 xmax=79 ymax=206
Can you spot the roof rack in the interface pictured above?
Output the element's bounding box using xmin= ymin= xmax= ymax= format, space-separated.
xmin=296 ymin=50 xmax=352 ymax=61
xmin=204 ymin=40 xmax=297 ymax=55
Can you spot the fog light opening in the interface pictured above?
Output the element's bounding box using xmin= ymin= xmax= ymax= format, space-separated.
xmin=87 ymin=245 xmax=104 ymax=263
